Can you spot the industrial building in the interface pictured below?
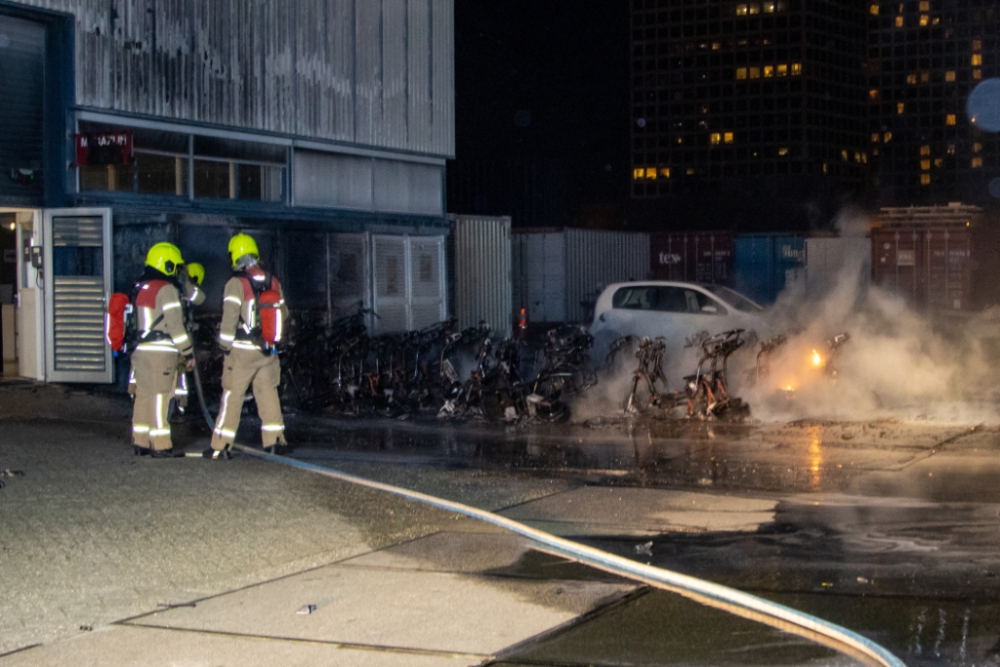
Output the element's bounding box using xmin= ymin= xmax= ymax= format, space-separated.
xmin=0 ymin=0 xmax=454 ymax=385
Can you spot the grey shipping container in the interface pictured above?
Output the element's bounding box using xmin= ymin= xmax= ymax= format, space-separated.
xmin=734 ymin=233 xmax=806 ymax=305
xmin=448 ymin=214 xmax=512 ymax=334
xmin=805 ymin=237 xmax=872 ymax=297
xmin=512 ymin=228 xmax=650 ymax=324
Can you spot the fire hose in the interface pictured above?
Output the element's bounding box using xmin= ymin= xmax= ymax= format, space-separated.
xmin=186 ymin=356 xmax=904 ymax=667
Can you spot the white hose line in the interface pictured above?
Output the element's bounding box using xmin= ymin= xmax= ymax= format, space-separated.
xmin=235 ymin=444 xmax=906 ymax=667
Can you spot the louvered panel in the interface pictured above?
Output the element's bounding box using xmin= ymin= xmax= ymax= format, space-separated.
xmin=53 ymin=276 xmax=106 ymax=371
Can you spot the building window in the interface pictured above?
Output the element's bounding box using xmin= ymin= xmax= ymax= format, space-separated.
xmin=736 ymin=4 xmax=748 ymax=15
xmin=870 ymin=4 xmax=879 ymax=15
xmin=895 ymin=16 xmax=903 ymax=27
xmin=946 ymin=114 xmax=956 ymax=125
xmin=920 ymin=145 xmax=930 ymax=156
xmin=974 ymin=69 xmax=983 ymax=80
xmin=919 ymin=1 xmax=929 ymax=9
xmin=972 ymin=54 xmax=983 ymax=66
xmin=749 ymin=67 xmax=761 ymax=79
xmin=906 ymin=73 xmax=918 ymax=85
xmin=764 ymin=65 xmax=774 ymax=78
xmin=778 ymin=147 xmax=789 ymax=156
xmin=919 ymin=14 xmax=929 ymax=26
xmin=791 ymin=63 xmax=802 ymax=75
xmin=921 ymin=159 xmax=931 ymax=170
xmin=645 ymin=167 xmax=657 ymax=179
xmin=777 ymin=64 xmax=788 ymax=76
xmin=945 ymin=71 xmax=956 ymax=82
xmin=869 ymin=89 xmax=880 ymax=100
xmin=897 ymin=103 xmax=905 ymax=114
xmin=841 ymin=149 xmax=849 ymax=161
xmin=633 ymin=168 xmax=645 ymax=179
xmin=947 ymin=144 xmax=956 ymax=155
xmin=710 ymin=133 xmax=722 ymax=145
xmin=921 ymin=174 xmax=931 ymax=185
xmin=884 ymin=132 xmax=893 ymax=142
xmin=973 ymin=39 xmax=982 ymax=51
xmin=659 ymin=168 xmax=671 ymax=178
xmin=736 ymin=67 xmax=747 ymax=80
xmin=972 ymin=157 xmax=983 ymax=168
xmin=974 ymin=143 xmax=983 ymax=153
xmin=872 ymin=133 xmax=880 ymax=143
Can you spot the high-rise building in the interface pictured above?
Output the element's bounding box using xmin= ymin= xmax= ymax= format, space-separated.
xmin=868 ymin=1 xmax=1000 ymax=206
xmin=630 ymin=0 xmax=1000 ymax=229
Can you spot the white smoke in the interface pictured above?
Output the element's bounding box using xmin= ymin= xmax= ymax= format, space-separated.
xmin=571 ymin=213 xmax=1000 ymax=425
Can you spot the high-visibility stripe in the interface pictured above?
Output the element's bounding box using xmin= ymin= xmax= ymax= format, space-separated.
xmin=215 ymin=391 xmax=231 ymax=431
xmin=149 ymin=428 xmax=171 ymax=437
xmin=213 ymin=428 xmax=236 ymax=438
xmin=173 ymin=334 xmax=189 ymax=345
xmin=136 ymin=344 xmax=180 ymax=353
xmin=219 ymin=332 xmax=235 ymax=342
xmin=132 ymin=425 xmax=150 ymax=433
xmin=162 ymin=301 xmax=181 ymax=311
xmin=233 ymin=341 xmax=259 ymax=350
xmin=224 ymin=295 xmax=242 ymax=306
xmin=261 ymin=424 xmax=284 ymax=432
xmin=155 ymin=394 xmax=165 ymax=430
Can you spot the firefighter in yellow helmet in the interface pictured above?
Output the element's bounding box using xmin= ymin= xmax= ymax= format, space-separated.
xmin=171 ymin=261 xmax=207 ymax=412
xmin=205 ymin=233 xmax=290 ymax=459
xmin=131 ymin=242 xmax=195 ymax=457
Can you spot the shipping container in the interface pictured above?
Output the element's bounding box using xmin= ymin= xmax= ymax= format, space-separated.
xmin=805 ymin=237 xmax=872 ymax=296
xmin=512 ymin=228 xmax=650 ymax=324
xmin=448 ymin=214 xmax=512 ymax=333
xmin=734 ymin=233 xmax=806 ymax=305
xmin=650 ymin=231 xmax=735 ymax=286
xmin=871 ymin=205 xmax=1000 ymax=313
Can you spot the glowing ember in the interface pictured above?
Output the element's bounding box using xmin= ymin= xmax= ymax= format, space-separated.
xmin=811 ymin=350 xmax=822 ymax=367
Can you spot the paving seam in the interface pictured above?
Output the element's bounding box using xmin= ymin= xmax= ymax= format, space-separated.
xmin=887 ymin=425 xmax=985 ymax=471
xmin=112 ymin=622 xmax=490 ymax=660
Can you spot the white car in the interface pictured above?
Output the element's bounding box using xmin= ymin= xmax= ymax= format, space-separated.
xmin=588 ymin=281 xmax=767 ymax=349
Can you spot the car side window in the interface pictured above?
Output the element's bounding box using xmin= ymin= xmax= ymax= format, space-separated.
xmin=653 ymin=286 xmax=689 ymax=313
xmin=613 ymin=287 xmax=657 ymax=310
xmin=685 ymin=289 xmax=727 ymax=315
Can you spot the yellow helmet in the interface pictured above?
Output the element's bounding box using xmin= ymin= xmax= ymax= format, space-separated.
xmin=228 ymin=233 xmax=259 ymax=268
xmin=145 ymin=242 xmax=184 ymax=276
xmin=186 ymin=262 xmax=205 ymax=286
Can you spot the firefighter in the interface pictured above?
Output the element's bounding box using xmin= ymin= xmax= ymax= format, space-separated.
xmin=172 ymin=261 xmax=207 ymax=411
xmin=131 ymin=242 xmax=195 ymax=457
xmin=204 ymin=233 xmax=289 ymax=459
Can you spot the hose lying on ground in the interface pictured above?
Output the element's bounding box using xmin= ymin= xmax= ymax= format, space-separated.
xmin=232 ymin=443 xmax=906 ymax=667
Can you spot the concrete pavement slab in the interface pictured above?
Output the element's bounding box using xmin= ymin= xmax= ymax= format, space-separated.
xmin=342 ymin=531 xmax=538 ymax=573
xmin=0 ymin=624 xmax=481 ymax=667
xmin=499 ymin=486 xmax=777 ymax=536
xmin=128 ymin=564 xmax=635 ymax=656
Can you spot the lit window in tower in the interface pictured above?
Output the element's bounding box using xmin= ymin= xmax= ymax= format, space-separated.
xmin=897 ymin=103 xmax=905 ymax=114
xmin=920 ymin=15 xmax=929 ymax=26
xmin=896 ymin=16 xmax=903 ymax=27
xmin=686 ymin=167 xmax=695 ymax=175
xmin=778 ymin=147 xmax=789 ymax=156
xmin=712 ymin=42 xmax=721 ymax=50
xmin=921 ymin=174 xmax=931 ymax=185
xmin=972 ymin=157 xmax=983 ymax=168
xmin=934 ymin=158 xmax=942 ymax=167
xmin=736 ymin=67 xmax=748 ymax=80
xmin=907 ymin=73 xmax=918 ymax=84
xmin=872 ymin=133 xmax=880 ymax=143
xmin=749 ymin=3 xmax=760 ymax=14
xmin=659 ymin=168 xmax=671 ymax=178
xmin=946 ymin=71 xmax=956 ymax=82
xmin=973 ymin=40 xmax=982 ymax=51
xmin=972 ymin=54 xmax=983 ymax=66
xmin=711 ymin=133 xmax=722 ymax=145
xmin=884 ymin=132 xmax=893 ymax=142
xmin=736 ymin=4 xmax=748 ymax=15
xmin=869 ymin=89 xmax=880 ymax=100
xmin=764 ymin=1 xmax=775 ymax=12
xmin=921 ymin=71 xmax=929 ymax=83
xmin=633 ymin=168 xmax=644 ymax=180
xmin=764 ymin=65 xmax=774 ymax=78
xmin=777 ymin=64 xmax=788 ymax=76
xmin=920 ymin=145 xmax=930 ymax=156
xmin=919 ymin=1 xmax=929 ymax=9
xmin=791 ymin=63 xmax=802 ymax=75
xmin=645 ymin=168 xmax=657 ymax=179
xmin=974 ymin=143 xmax=983 ymax=153
xmin=947 ymin=144 xmax=956 ymax=154
xmin=750 ymin=67 xmax=761 ymax=79
xmin=870 ymin=4 xmax=879 ymax=15
xmin=855 ymin=152 xmax=862 ymax=162
xmin=974 ymin=70 xmax=982 ymax=80
xmin=921 ymin=160 xmax=931 ymax=170
xmin=841 ymin=149 xmax=849 ymax=161
xmin=724 ymin=132 xmax=734 ymax=144
xmin=946 ymin=114 xmax=956 ymax=125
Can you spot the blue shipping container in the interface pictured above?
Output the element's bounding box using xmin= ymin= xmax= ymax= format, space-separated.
xmin=734 ymin=233 xmax=806 ymax=305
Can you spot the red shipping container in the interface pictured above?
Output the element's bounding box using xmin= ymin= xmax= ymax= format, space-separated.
xmin=650 ymin=231 xmax=734 ymax=286
xmin=871 ymin=206 xmax=1000 ymax=313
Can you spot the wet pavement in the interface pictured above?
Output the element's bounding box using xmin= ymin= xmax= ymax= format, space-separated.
xmin=4 ymin=380 xmax=1000 ymax=665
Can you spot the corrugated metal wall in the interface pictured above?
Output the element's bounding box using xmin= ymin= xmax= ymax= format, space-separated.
xmin=22 ymin=0 xmax=454 ymax=156
xmin=565 ymin=229 xmax=650 ymax=324
xmin=511 ymin=229 xmax=651 ymax=325
xmin=450 ymin=214 xmax=510 ymax=333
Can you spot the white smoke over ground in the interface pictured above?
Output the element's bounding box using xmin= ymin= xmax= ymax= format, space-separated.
xmin=571 ymin=210 xmax=1000 ymax=424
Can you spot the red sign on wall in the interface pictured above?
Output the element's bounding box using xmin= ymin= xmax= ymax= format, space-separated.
xmin=75 ymin=131 xmax=133 ymax=166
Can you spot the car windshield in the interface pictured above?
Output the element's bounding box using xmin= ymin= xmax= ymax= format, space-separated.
xmin=701 ymin=284 xmax=762 ymax=312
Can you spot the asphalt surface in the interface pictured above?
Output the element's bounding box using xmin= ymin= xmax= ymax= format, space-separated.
xmin=4 ymin=380 xmax=1000 ymax=666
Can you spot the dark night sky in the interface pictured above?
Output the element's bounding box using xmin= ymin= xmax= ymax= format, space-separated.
xmin=449 ymin=1 xmax=632 ymax=227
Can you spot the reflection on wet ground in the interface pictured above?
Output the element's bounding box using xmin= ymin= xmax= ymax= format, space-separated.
xmin=285 ymin=413 xmax=1000 ymax=666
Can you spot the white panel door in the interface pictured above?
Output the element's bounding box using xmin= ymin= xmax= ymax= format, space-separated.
xmin=43 ymin=208 xmax=113 ymax=383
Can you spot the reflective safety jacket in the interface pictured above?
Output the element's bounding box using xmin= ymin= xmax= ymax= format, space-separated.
xmin=134 ymin=279 xmax=194 ymax=358
xmin=217 ymin=266 xmax=288 ymax=353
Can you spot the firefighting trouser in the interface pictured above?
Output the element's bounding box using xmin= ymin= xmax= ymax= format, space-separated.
xmin=209 ymin=347 xmax=285 ymax=451
xmin=131 ymin=348 xmax=180 ymax=451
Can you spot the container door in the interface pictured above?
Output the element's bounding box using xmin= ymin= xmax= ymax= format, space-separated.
xmin=409 ymin=236 xmax=446 ymax=330
xmin=43 ymin=208 xmax=113 ymax=383
xmin=373 ymin=235 xmax=409 ymax=333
